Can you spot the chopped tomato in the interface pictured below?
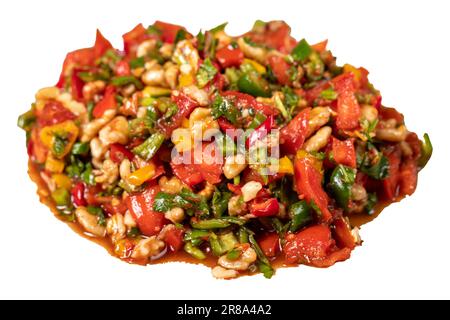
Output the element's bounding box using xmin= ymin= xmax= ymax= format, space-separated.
xmin=215 ymin=46 xmax=244 ymax=68
xmin=122 ymin=23 xmax=148 ymax=56
xmin=304 ymin=80 xmax=330 ymax=105
xmin=115 ymin=60 xmax=131 ymax=76
xmin=400 ymin=159 xmax=418 ymax=196
xmin=93 ymin=29 xmax=113 ymax=60
xmin=196 ymin=143 xmax=223 ymax=185
xmin=267 ymin=55 xmax=291 ymax=85
xmin=331 ymin=137 xmax=356 ymax=168
xmin=379 ymin=106 xmax=404 ymax=124
xmin=162 ymin=227 xmax=184 ymax=252
xmin=249 ymin=198 xmax=280 ymax=217
xmin=102 ymin=200 xmax=128 ymax=216
xmin=171 ymin=161 xmax=204 ymax=187
xmin=280 ymin=108 xmax=310 ymax=154
xmin=284 ymin=225 xmax=334 ymax=264
xmin=154 ymin=20 xmax=185 ymax=44
xmin=294 ymin=156 xmax=332 ymax=222
xmin=383 ymin=150 xmax=401 ymax=200
xmin=157 ymin=92 xmax=198 ymax=137
xmin=242 ymin=167 xmax=284 ymax=186
xmin=37 ymin=101 xmax=76 ymax=127
xmin=222 ymin=91 xmax=277 ymax=117
xmin=56 ymin=48 xmax=95 ymax=88
xmin=309 ymin=248 xmax=352 ymax=268
xmin=311 ymin=40 xmax=328 ymax=53
xmin=405 ymin=132 xmax=421 ymax=160
xmin=332 ymin=73 xmax=360 ymax=130
xmin=171 ymin=143 xmax=223 ymax=186
xmin=71 ymin=182 xmax=87 ymax=207
xmin=92 ymin=86 xmax=117 ymax=118
xmin=110 ymin=143 xmax=134 ymax=163
xmin=333 ymin=218 xmax=356 ymax=249
xmin=71 ymin=69 xmax=85 ymax=101
xmin=126 ymin=184 xmax=168 ymax=237
xmin=258 ymin=233 xmax=280 ymax=258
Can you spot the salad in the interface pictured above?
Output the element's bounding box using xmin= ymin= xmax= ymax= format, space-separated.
xmin=18 ymin=20 xmax=432 ymax=279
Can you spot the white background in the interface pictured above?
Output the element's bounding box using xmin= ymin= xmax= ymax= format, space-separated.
xmin=0 ymin=0 xmax=449 ymax=299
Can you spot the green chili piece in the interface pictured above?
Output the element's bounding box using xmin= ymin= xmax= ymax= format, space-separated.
xmin=71 ymin=142 xmax=90 ymax=155
xmin=191 ymin=219 xmax=230 ymax=229
xmin=132 ymin=132 xmax=165 ymax=161
xmin=289 ymin=201 xmax=313 ymax=232
xmin=184 ymin=242 xmax=206 ymax=260
xmin=111 ymin=76 xmax=143 ymax=90
xmin=418 ymin=133 xmax=433 ymax=168
xmin=51 ymin=188 xmax=70 ymax=206
xmin=291 ymin=39 xmax=312 ymax=62
xmin=17 ymin=110 xmax=36 ymax=131
xmin=329 ymin=165 xmax=356 ymax=210
xmin=237 ymin=73 xmax=271 ymax=97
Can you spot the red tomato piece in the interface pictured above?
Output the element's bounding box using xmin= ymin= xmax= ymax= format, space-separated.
xmin=102 ymin=200 xmax=128 ymax=217
xmin=171 ymin=161 xmax=204 ymax=187
xmin=215 ymin=46 xmax=244 ymax=68
xmin=379 ymin=106 xmax=404 ymax=124
xmin=280 ymin=108 xmax=310 ymax=155
xmin=258 ymin=233 xmax=280 ymax=258
xmin=93 ymin=29 xmax=113 ymax=60
xmin=333 ymin=218 xmax=356 ymax=249
xmin=126 ymin=184 xmax=168 ymax=237
xmin=110 ymin=143 xmax=134 ymax=163
xmin=154 ymin=21 xmax=185 ymax=44
xmin=162 ymin=227 xmax=184 ymax=252
xmin=294 ymin=156 xmax=332 ymax=222
xmin=309 ymin=248 xmax=352 ymax=268
xmin=56 ymin=47 xmax=95 ymax=88
xmin=311 ymin=40 xmax=328 ymax=53
xmin=115 ymin=60 xmax=131 ymax=76
xmin=71 ymin=69 xmax=85 ymax=101
xmin=383 ymin=150 xmax=401 ymax=200
xmin=284 ymin=225 xmax=334 ymax=264
xmin=157 ymin=92 xmax=198 ymax=137
xmin=249 ymin=198 xmax=280 ymax=217
xmin=267 ymin=55 xmax=291 ymax=85
xmin=331 ymin=137 xmax=356 ymax=168
xmin=71 ymin=182 xmax=87 ymax=207
xmin=92 ymin=86 xmax=117 ymax=118
xmin=400 ymin=159 xmax=418 ymax=196
xmin=332 ymin=73 xmax=361 ymax=130
xmin=37 ymin=100 xmax=76 ymax=127
xmin=222 ymin=91 xmax=277 ymax=117
xmin=122 ymin=23 xmax=148 ymax=56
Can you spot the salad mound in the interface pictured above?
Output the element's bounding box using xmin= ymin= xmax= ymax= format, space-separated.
xmin=18 ymin=20 xmax=432 ymax=279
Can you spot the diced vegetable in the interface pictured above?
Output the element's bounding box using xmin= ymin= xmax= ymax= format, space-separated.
xmin=132 ymin=132 xmax=165 ymax=160
xmin=329 ymin=165 xmax=356 ymax=210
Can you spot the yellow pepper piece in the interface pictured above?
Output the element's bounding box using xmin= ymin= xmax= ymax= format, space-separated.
xmin=45 ymin=155 xmax=65 ymax=173
xmin=278 ymin=156 xmax=294 ymax=175
xmin=128 ymin=163 xmax=156 ymax=186
xmin=181 ymin=117 xmax=190 ymax=128
xmin=142 ymin=86 xmax=172 ymax=98
xmin=40 ymin=121 xmax=79 ymax=159
xmin=178 ymin=73 xmax=194 ymax=87
xmin=296 ymin=150 xmax=323 ymax=172
xmin=53 ymin=173 xmax=72 ymax=190
xmin=244 ymin=58 xmax=266 ymax=74
xmin=343 ymin=64 xmax=361 ymax=82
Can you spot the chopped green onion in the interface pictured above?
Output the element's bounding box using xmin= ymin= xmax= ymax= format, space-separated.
xmin=111 ymin=76 xmax=143 ymax=90
xmin=191 ymin=218 xmax=231 ymax=229
xmin=71 ymin=142 xmax=90 ymax=155
xmin=132 ymin=132 xmax=165 ymax=161
xmin=418 ymin=133 xmax=433 ymax=168
xmin=184 ymin=242 xmax=206 ymax=260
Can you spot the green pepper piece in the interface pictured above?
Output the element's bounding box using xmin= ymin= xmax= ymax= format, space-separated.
xmin=418 ymin=133 xmax=433 ymax=168
xmin=110 ymin=76 xmax=143 ymax=90
xmin=329 ymin=165 xmax=356 ymax=210
xmin=51 ymin=188 xmax=70 ymax=206
xmin=71 ymin=142 xmax=90 ymax=155
xmin=17 ymin=109 xmax=36 ymax=131
xmin=132 ymin=132 xmax=165 ymax=160
xmin=291 ymin=39 xmax=312 ymax=62
xmin=289 ymin=200 xmax=313 ymax=232
xmin=237 ymin=73 xmax=271 ymax=97
xmin=184 ymin=242 xmax=206 ymax=260
xmin=191 ymin=219 xmax=231 ymax=229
